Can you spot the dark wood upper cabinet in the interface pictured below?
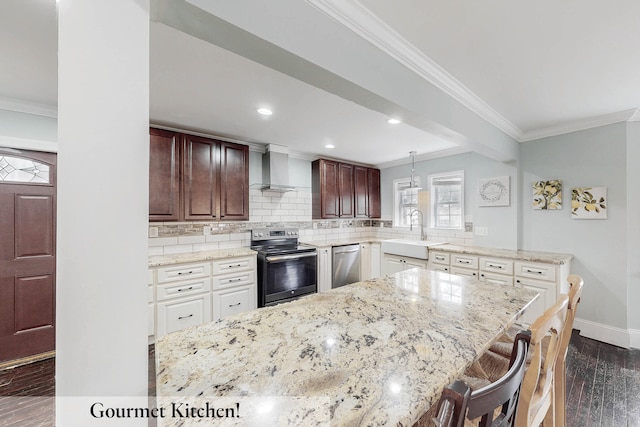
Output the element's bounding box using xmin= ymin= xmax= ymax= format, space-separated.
xmin=149 ymin=128 xmax=248 ymax=222
xmin=183 ymin=134 xmax=219 ymax=221
xmin=149 ymin=128 xmax=180 ymax=221
xmin=367 ymin=168 xmax=381 ymax=218
xmin=338 ymin=163 xmax=354 ymax=218
xmin=354 ymin=166 xmax=369 ymax=218
xmin=313 ymin=159 xmax=380 ymax=219
xmin=219 ymin=141 xmax=249 ymax=220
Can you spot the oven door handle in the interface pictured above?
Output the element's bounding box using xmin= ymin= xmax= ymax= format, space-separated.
xmin=265 ymin=252 xmax=317 ymax=262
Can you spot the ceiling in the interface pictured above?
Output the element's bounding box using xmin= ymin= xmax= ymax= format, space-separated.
xmin=1 ymin=0 xmax=638 ymax=167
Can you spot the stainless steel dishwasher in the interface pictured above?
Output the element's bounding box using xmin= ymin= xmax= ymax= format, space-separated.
xmin=332 ymin=244 xmax=361 ymax=288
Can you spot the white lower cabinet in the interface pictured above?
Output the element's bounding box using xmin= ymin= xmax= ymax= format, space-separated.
xmin=148 ymin=270 xmax=155 ymax=339
xmin=515 ymin=277 xmax=555 ymax=325
xmin=370 ymin=243 xmax=381 ymax=279
xmin=152 ymin=254 xmax=257 ymax=338
xmin=213 ymin=286 xmax=253 ymax=321
xmin=360 ymin=243 xmax=371 ymax=280
xmin=383 ymin=254 xmax=427 ymax=275
xmin=317 ymin=247 xmax=332 ymax=293
xmin=157 ymin=294 xmax=212 ymax=336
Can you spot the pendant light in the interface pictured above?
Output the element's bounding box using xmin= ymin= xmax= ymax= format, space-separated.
xmin=409 ymin=151 xmax=422 ymax=190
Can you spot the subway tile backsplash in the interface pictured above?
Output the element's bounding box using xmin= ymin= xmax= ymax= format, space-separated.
xmin=148 ymin=189 xmax=473 ymax=255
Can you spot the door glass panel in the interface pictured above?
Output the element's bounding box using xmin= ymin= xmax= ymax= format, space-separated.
xmin=0 ymin=156 xmax=50 ymax=183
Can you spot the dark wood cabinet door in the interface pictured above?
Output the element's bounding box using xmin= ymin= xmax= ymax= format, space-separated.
xmin=149 ymin=128 xmax=180 ymax=221
xmin=312 ymin=159 xmax=339 ymax=219
xmin=183 ymin=135 xmax=219 ymax=220
xmin=354 ymin=166 xmax=369 ymax=218
xmin=338 ymin=162 xmax=354 ymax=218
xmin=0 ymin=149 xmax=56 ymax=363
xmin=219 ymin=142 xmax=249 ymax=220
xmin=367 ymin=168 xmax=381 ymax=218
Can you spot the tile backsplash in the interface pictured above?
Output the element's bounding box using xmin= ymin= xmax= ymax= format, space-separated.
xmin=148 ymin=189 xmax=473 ymax=256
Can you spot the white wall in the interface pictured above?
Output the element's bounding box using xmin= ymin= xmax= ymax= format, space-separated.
xmin=627 ymin=122 xmax=640 ymax=346
xmin=57 ymin=0 xmax=149 ymax=424
xmin=521 ymin=123 xmax=628 ymax=336
xmin=0 ymin=110 xmax=58 ymax=152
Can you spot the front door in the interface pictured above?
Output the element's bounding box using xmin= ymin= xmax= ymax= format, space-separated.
xmin=0 ymin=148 xmax=56 ymax=363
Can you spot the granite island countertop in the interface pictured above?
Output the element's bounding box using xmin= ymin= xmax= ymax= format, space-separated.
xmin=156 ymin=268 xmax=538 ymax=426
xmin=433 ymin=244 xmax=573 ymax=265
xmin=300 ymin=237 xmax=386 ymax=248
xmin=149 ymin=248 xmax=256 ymax=267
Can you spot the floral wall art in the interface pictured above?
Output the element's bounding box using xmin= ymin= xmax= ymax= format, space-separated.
xmin=532 ymin=179 xmax=562 ymax=210
xmin=478 ymin=176 xmax=510 ymax=207
xmin=571 ymin=186 xmax=607 ymax=219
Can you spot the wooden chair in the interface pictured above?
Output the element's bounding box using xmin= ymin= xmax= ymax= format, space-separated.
xmin=433 ymin=332 xmax=531 ymax=427
xmin=554 ymin=275 xmax=583 ymax=427
xmin=515 ymin=295 xmax=569 ymax=427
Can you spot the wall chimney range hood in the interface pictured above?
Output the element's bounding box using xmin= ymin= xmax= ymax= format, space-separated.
xmin=261 ymin=144 xmax=295 ymax=192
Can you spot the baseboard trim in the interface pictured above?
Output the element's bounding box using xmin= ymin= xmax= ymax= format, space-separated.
xmin=574 ymin=317 xmax=631 ymax=348
xmin=0 ymin=351 xmax=55 ymax=371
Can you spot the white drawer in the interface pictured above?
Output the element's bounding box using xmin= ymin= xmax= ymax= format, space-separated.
xmin=213 ymin=271 xmax=255 ymax=290
xmin=157 ymin=294 xmax=211 ymax=337
xmin=451 ymin=254 xmax=479 ymax=269
xmin=212 ymin=286 xmax=254 ymax=321
xmin=212 ymin=256 xmax=254 ymax=275
xmin=157 ymin=277 xmax=212 ymax=301
xmin=430 ymin=251 xmax=450 ymax=265
xmin=156 ymin=262 xmax=211 ymax=283
xmin=479 ymin=257 xmax=514 ymax=275
xmin=479 ymin=271 xmax=514 ymax=286
xmin=428 ymin=263 xmax=450 ymax=273
xmin=515 ymin=261 xmax=556 ymax=282
xmin=450 ymin=266 xmax=478 ymax=278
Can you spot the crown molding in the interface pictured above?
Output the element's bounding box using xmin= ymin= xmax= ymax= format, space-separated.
xmin=0 ymin=136 xmax=58 ymax=153
xmin=0 ymin=96 xmax=57 ymax=118
xmin=519 ymin=109 xmax=639 ymax=142
xmin=307 ymin=0 xmax=523 ymax=140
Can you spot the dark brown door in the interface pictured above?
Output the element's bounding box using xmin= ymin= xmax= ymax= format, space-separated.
xmin=338 ymin=162 xmax=354 ymax=218
xmin=183 ymin=135 xmax=219 ymax=220
xmin=367 ymin=168 xmax=381 ymax=218
xmin=354 ymin=166 xmax=369 ymax=218
xmin=0 ymin=149 xmax=56 ymax=363
xmin=219 ymin=142 xmax=249 ymax=220
xmin=315 ymin=159 xmax=339 ymax=218
xmin=149 ymin=128 xmax=180 ymax=221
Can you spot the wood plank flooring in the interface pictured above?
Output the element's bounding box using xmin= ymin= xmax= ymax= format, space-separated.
xmin=0 ymin=331 xmax=638 ymax=426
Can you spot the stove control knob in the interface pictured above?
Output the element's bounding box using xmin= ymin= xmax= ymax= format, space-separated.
xmin=258 ymin=233 xmax=263 ymax=237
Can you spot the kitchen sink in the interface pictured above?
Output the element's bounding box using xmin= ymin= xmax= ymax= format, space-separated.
xmin=381 ymin=239 xmax=445 ymax=260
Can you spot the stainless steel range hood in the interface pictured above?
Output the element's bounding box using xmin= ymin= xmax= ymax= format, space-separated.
xmin=261 ymin=144 xmax=295 ymax=192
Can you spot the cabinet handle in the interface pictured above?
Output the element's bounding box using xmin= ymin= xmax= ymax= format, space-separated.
xmin=459 ymin=260 xmax=471 ymax=264
xmin=516 ymin=279 xmax=521 ymax=284
xmin=228 ymin=278 xmax=243 ymax=283
xmin=177 ymin=271 xmax=194 ymax=275
xmin=177 ymin=286 xmax=194 ymax=292
xmin=228 ymin=264 xmax=243 ymax=268
xmin=526 ymin=269 xmax=543 ymax=274
xmin=435 ymin=256 xmax=445 ymax=261
xmin=480 ymin=273 xmax=485 ymax=277
xmin=487 ymin=263 xmax=503 ymax=269
xmin=228 ymin=302 xmax=241 ymax=307
xmin=444 ymin=267 xmax=448 ymax=271
xmin=472 ymin=272 xmax=477 ymax=276
xmin=178 ymin=314 xmax=193 ymax=320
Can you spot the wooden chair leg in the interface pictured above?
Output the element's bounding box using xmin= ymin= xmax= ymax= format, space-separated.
xmin=554 ymin=358 xmax=567 ymax=427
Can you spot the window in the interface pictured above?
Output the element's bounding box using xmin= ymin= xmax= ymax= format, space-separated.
xmin=393 ymin=177 xmax=421 ymax=227
xmin=428 ymin=171 xmax=464 ymax=229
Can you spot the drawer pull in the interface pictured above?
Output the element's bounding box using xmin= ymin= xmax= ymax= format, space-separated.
xmin=526 ymin=269 xmax=543 ymax=274
xmin=177 ymin=271 xmax=194 ymax=275
xmin=177 ymin=286 xmax=194 ymax=292
xmin=228 ymin=302 xmax=241 ymax=307
xmin=435 ymin=256 xmax=445 ymax=261
xmin=228 ymin=278 xmax=243 ymax=283
xmin=488 ymin=263 xmax=503 ymax=269
xmin=444 ymin=267 xmax=448 ymax=271
xmin=459 ymin=260 xmax=471 ymax=264
xmin=480 ymin=273 xmax=485 ymax=277
xmin=178 ymin=314 xmax=193 ymax=320
xmin=227 ymin=264 xmax=243 ymax=268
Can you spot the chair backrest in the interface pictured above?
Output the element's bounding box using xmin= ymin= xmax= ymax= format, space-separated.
xmin=558 ymin=274 xmax=583 ymax=361
xmin=433 ymin=332 xmax=531 ymax=427
xmin=515 ymin=294 xmax=570 ymax=427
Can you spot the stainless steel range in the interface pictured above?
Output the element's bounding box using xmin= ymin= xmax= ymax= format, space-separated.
xmin=251 ymin=228 xmax=317 ymax=307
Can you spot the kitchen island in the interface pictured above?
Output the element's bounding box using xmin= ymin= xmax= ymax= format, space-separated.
xmin=156 ymin=268 xmax=538 ymax=426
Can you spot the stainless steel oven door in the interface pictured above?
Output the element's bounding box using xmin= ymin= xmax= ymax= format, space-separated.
xmin=262 ymin=251 xmax=317 ymax=306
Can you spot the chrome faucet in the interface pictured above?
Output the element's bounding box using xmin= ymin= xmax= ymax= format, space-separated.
xmin=410 ymin=209 xmax=425 ymax=240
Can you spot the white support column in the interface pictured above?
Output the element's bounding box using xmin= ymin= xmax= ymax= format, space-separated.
xmin=57 ymin=0 xmax=150 ymax=423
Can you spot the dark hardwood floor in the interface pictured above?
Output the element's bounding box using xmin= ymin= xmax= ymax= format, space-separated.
xmin=1 ymin=332 xmax=638 ymax=426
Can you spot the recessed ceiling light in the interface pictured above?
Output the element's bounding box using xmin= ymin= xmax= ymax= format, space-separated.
xmin=325 ymin=144 xmax=335 ymax=149
xmin=387 ymin=118 xmax=401 ymax=125
xmin=257 ymin=108 xmax=273 ymax=116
